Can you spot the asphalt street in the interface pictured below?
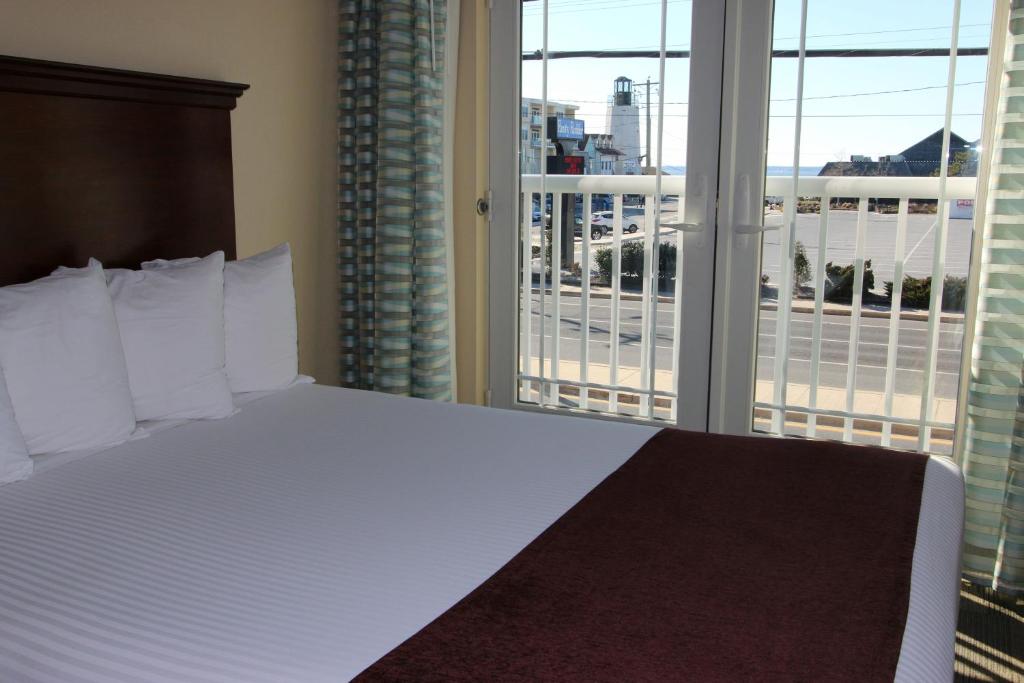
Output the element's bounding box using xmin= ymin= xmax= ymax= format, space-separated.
xmin=527 ymin=293 xmax=964 ymax=399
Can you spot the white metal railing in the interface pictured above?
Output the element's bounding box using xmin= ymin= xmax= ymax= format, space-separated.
xmin=518 ymin=173 xmax=976 ymax=445
xmin=520 ymin=174 xmax=685 ymax=421
xmin=765 ymin=175 xmax=975 ymax=452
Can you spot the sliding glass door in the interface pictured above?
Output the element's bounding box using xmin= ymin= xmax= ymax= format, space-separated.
xmin=489 ymin=0 xmax=724 ymax=431
xmin=741 ymin=0 xmax=995 ymax=455
xmin=490 ymin=0 xmax=998 ymax=456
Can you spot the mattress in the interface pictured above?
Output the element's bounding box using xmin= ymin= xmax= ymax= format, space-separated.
xmin=0 ymin=384 xmax=963 ymax=682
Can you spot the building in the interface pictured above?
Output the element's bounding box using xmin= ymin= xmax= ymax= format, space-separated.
xmin=519 ymin=97 xmax=578 ymax=174
xmin=818 ymin=130 xmax=978 ymax=177
xmin=579 ymin=133 xmax=626 ymax=175
xmin=605 ymin=77 xmax=642 ymax=175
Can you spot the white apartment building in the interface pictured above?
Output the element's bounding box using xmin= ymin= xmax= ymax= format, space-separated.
xmin=519 ymin=97 xmax=578 ymax=174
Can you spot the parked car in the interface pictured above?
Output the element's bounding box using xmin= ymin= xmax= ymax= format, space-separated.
xmin=591 ymin=211 xmax=638 ymax=233
xmin=573 ymin=219 xmax=607 ymax=242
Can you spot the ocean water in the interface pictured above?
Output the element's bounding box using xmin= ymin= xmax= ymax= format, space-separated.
xmin=662 ymin=165 xmax=823 ymax=176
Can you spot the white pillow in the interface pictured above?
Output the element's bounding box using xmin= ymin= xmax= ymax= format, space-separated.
xmin=104 ymin=252 xmax=235 ymax=421
xmin=144 ymin=243 xmax=299 ymax=393
xmin=0 ymin=367 xmax=32 ymax=484
xmin=0 ymin=263 xmax=137 ymax=454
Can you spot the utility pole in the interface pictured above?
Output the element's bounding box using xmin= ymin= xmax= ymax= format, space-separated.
xmin=644 ymin=77 xmax=653 ymax=174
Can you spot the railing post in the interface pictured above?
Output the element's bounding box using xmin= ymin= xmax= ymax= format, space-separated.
xmin=806 ymin=194 xmax=830 ymax=437
xmin=609 ymin=194 xmax=624 ymax=413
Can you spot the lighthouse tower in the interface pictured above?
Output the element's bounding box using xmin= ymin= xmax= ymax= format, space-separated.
xmin=606 ymin=77 xmax=641 ymax=174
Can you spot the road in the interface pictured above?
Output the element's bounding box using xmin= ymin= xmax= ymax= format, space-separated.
xmin=527 ymin=293 xmax=963 ymax=399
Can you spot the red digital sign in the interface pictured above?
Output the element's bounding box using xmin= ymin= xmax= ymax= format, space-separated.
xmin=546 ymin=155 xmax=584 ymax=175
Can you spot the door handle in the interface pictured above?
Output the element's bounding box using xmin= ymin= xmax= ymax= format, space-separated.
xmin=663 ymin=221 xmax=705 ymax=233
xmin=734 ymin=223 xmax=779 ymax=235
xmin=733 ymin=173 xmax=776 ymax=242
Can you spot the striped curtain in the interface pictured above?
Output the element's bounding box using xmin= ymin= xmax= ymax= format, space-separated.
xmin=337 ymin=0 xmax=453 ymax=400
xmin=960 ymin=0 xmax=1024 ymax=594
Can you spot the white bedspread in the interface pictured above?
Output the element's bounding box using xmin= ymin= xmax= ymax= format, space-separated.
xmin=0 ymin=385 xmax=962 ymax=682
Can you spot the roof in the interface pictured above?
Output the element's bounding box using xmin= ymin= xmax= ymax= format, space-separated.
xmin=898 ymin=129 xmax=972 ymax=159
xmin=819 ymin=129 xmax=978 ymax=178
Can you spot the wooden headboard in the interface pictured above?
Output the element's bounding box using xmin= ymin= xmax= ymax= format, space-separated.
xmin=0 ymin=55 xmax=248 ymax=286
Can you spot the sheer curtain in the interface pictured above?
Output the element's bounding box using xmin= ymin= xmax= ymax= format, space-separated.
xmin=337 ymin=0 xmax=455 ymax=400
xmin=959 ymin=0 xmax=1024 ymax=594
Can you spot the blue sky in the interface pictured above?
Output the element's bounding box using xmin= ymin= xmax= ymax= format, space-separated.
xmin=521 ymin=0 xmax=994 ymax=167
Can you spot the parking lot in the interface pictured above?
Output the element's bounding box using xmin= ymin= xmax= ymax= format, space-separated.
xmin=530 ymin=203 xmax=972 ymax=289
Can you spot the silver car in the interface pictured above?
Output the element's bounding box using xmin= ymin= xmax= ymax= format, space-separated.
xmin=591 ymin=211 xmax=639 ymax=233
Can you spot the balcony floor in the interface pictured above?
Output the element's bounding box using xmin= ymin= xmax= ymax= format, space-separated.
xmin=955 ymin=583 xmax=1024 ymax=682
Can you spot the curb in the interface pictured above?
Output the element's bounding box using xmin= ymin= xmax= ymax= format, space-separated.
xmin=529 ymin=287 xmax=965 ymax=322
xmin=530 ymin=287 xmax=673 ymax=304
xmin=756 ymin=302 xmax=963 ymax=324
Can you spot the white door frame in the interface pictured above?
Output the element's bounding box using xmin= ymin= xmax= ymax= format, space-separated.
xmin=708 ymin=0 xmax=775 ymax=436
xmin=486 ymin=0 xmax=522 ymax=409
xmin=487 ymin=0 xmax=998 ymax=452
xmin=672 ymin=0 xmax=727 ymax=430
xmin=486 ymin=0 xmax=748 ymax=430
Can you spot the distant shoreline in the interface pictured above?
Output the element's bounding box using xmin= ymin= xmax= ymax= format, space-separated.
xmin=662 ymin=165 xmax=823 ymax=176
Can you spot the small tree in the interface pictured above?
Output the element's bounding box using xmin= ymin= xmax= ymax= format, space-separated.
xmin=793 ymin=241 xmax=811 ymax=291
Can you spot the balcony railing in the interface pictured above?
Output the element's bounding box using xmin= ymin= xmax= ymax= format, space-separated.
xmin=518 ymin=173 xmax=977 ymax=453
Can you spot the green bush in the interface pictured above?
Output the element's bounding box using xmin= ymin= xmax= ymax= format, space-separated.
xmin=943 ymin=275 xmax=967 ymax=312
xmin=528 ymin=228 xmax=554 ymax=275
xmin=883 ymin=274 xmax=967 ymax=312
xmin=793 ymin=241 xmax=811 ymax=290
xmin=595 ymin=247 xmax=613 ymax=283
xmin=823 ymin=260 xmax=875 ymax=302
xmin=595 ymin=242 xmax=677 ymax=289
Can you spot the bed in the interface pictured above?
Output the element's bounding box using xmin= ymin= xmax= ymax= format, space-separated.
xmin=0 ymin=55 xmax=965 ymax=682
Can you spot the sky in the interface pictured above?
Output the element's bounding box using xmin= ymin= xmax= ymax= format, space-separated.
xmin=520 ymin=0 xmax=995 ymax=168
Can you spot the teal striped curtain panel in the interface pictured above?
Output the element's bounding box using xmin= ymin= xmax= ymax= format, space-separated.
xmin=960 ymin=1 xmax=1024 ymax=594
xmin=337 ymin=0 xmax=452 ymax=400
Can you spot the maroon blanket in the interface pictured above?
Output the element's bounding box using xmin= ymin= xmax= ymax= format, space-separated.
xmin=356 ymin=428 xmax=928 ymax=682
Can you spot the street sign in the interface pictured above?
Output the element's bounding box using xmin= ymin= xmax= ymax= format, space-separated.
xmin=546 ymin=115 xmax=584 ymax=141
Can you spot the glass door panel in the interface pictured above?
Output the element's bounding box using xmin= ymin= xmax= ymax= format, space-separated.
xmin=750 ymin=0 xmax=994 ymax=454
xmin=512 ymin=0 xmax=723 ymax=428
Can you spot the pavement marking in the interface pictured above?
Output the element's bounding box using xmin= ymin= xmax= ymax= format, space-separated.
xmin=904 ymin=218 xmax=939 ymax=264
xmin=757 ymin=333 xmax=961 ymax=352
xmin=756 ymin=355 xmax=960 ymax=376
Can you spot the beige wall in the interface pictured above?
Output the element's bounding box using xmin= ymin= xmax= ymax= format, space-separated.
xmin=0 ymin=0 xmax=340 ymax=384
xmin=453 ymin=0 xmax=489 ymax=405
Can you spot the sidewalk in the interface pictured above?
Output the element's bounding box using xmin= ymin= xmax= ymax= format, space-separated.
xmin=525 ymin=357 xmax=955 ymax=441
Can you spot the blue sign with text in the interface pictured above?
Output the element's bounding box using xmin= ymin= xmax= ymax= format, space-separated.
xmin=547 ymin=116 xmax=584 ymax=141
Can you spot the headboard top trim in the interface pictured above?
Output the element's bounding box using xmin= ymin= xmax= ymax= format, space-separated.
xmin=0 ymin=55 xmax=249 ymax=110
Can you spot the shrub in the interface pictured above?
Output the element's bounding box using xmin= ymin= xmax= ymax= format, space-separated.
xmin=823 ymin=260 xmax=875 ymax=302
xmin=883 ymin=274 xmax=967 ymax=312
xmin=793 ymin=241 xmax=811 ymax=290
xmin=595 ymin=242 xmax=677 ymax=289
xmin=943 ymin=275 xmax=967 ymax=312
xmin=595 ymin=247 xmax=613 ymax=283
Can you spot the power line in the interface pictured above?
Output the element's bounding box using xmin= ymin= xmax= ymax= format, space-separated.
xmin=772 ymin=22 xmax=989 ymax=42
xmin=522 ymin=47 xmax=988 ymax=60
xmin=521 ymin=80 xmax=985 ymax=106
xmin=772 ymin=80 xmax=984 ymax=102
xmin=523 ymin=0 xmax=690 ymax=17
xmin=530 ymin=113 xmax=982 ymax=119
xmin=557 ymin=23 xmax=991 ymax=52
